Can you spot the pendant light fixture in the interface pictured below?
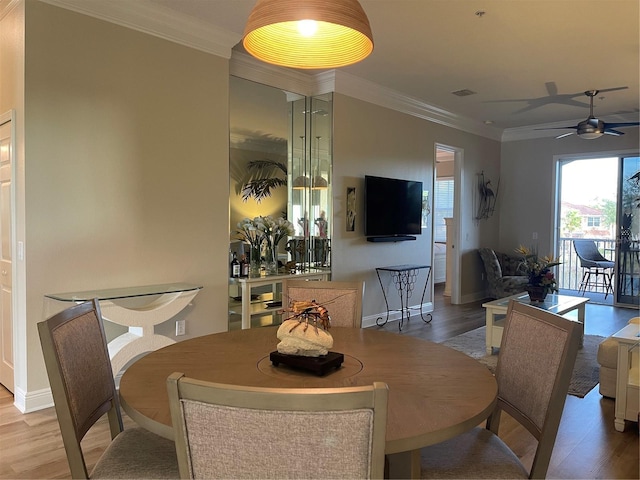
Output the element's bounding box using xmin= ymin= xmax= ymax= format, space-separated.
xmin=293 ymin=175 xmax=311 ymax=189
xmin=292 ymin=136 xmax=310 ymax=189
xmin=312 ymin=136 xmax=328 ymax=189
xmin=243 ymin=0 xmax=374 ymax=69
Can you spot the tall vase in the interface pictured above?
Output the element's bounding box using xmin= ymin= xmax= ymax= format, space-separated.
xmin=264 ymin=239 xmax=278 ymax=275
xmin=249 ymin=244 xmax=262 ymax=278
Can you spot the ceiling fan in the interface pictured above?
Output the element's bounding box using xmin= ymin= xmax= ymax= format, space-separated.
xmin=540 ymin=90 xmax=640 ymax=139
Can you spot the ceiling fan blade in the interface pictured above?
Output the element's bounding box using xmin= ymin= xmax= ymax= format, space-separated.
xmin=605 ymin=122 xmax=640 ymax=128
xmin=595 ymin=86 xmax=629 ymax=94
xmin=535 ymin=126 xmax=578 ymax=131
xmin=555 ymin=132 xmax=575 ymax=139
xmin=603 ymin=129 xmax=625 ymax=136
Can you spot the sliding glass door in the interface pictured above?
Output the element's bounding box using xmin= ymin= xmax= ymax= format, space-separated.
xmin=616 ymin=155 xmax=640 ymax=307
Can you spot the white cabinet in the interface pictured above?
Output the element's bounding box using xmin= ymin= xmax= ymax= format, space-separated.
xmin=229 ymin=270 xmax=330 ymax=330
xmin=613 ymin=323 xmax=640 ymax=432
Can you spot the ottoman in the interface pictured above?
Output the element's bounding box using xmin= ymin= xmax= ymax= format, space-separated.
xmin=597 ymin=317 xmax=640 ymax=398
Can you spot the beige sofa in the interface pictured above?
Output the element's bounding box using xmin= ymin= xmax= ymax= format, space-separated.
xmin=597 ymin=316 xmax=640 ymax=398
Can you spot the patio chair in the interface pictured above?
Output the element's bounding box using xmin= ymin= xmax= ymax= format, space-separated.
xmin=573 ymin=239 xmax=614 ymax=299
xmin=420 ymin=301 xmax=581 ymax=479
xmin=38 ymin=299 xmax=178 ymax=479
xmin=167 ymin=372 xmax=388 ymax=479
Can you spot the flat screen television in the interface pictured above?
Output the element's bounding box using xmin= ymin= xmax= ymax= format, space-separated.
xmin=364 ymin=175 xmax=423 ymax=242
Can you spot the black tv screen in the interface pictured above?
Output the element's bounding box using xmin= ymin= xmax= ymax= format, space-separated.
xmin=364 ymin=175 xmax=423 ymax=239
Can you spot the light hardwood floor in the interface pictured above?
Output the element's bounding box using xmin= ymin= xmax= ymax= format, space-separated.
xmin=0 ymin=285 xmax=637 ymax=479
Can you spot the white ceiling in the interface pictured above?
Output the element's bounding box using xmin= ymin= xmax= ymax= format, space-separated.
xmin=31 ymin=0 xmax=640 ymax=139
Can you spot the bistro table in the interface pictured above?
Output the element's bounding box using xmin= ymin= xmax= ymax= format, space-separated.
xmin=119 ymin=326 xmax=497 ymax=479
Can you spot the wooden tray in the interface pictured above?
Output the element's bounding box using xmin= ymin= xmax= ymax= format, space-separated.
xmin=270 ymin=351 xmax=344 ymax=376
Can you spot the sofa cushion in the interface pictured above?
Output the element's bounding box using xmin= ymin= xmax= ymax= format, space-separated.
xmin=495 ymin=251 xmax=526 ymax=276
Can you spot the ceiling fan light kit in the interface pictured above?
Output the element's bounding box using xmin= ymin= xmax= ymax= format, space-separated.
xmin=541 ymin=90 xmax=640 ymax=140
xmin=243 ymin=0 xmax=374 ymax=69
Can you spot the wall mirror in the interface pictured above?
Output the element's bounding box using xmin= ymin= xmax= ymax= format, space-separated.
xmin=229 ymin=76 xmax=332 ymax=272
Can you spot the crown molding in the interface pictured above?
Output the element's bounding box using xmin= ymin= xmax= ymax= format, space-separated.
xmin=40 ymin=0 xmax=239 ymax=57
xmin=231 ymin=54 xmax=503 ymax=141
xmin=39 ymin=0 xmax=502 ymax=141
xmin=331 ymin=71 xmax=503 ymax=141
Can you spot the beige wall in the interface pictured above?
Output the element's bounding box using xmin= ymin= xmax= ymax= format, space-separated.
xmin=331 ymin=94 xmax=501 ymax=316
xmin=21 ymin=2 xmax=230 ymax=395
xmin=500 ymin=132 xmax=640 ymax=255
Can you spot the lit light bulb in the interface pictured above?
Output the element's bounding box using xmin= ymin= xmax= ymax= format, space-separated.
xmin=297 ymin=19 xmax=318 ymax=37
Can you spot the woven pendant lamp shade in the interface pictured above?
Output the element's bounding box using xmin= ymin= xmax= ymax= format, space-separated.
xmin=243 ymin=0 xmax=374 ymax=69
xmin=293 ymin=175 xmax=310 ymax=189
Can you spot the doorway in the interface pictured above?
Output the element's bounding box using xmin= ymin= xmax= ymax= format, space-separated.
xmin=434 ymin=144 xmax=462 ymax=304
xmin=0 ymin=114 xmax=14 ymax=393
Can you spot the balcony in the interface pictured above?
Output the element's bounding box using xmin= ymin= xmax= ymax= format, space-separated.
xmin=557 ymin=237 xmax=620 ymax=306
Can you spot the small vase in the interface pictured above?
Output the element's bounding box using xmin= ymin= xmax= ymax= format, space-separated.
xmin=249 ymin=245 xmax=262 ymax=278
xmin=527 ymin=285 xmax=548 ymax=302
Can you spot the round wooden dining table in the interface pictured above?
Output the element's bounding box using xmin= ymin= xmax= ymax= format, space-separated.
xmin=119 ymin=326 xmax=497 ymax=478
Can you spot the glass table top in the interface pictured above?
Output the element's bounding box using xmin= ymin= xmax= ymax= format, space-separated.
xmin=45 ymin=282 xmax=203 ymax=302
xmin=483 ymin=292 xmax=588 ymax=313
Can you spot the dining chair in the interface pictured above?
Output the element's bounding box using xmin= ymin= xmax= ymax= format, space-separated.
xmin=167 ymin=372 xmax=388 ymax=479
xmin=37 ymin=299 xmax=179 ymax=479
xmin=420 ymin=300 xmax=581 ymax=479
xmin=281 ymin=279 xmax=365 ymax=327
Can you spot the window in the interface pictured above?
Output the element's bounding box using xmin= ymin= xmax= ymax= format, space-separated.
xmin=434 ymin=179 xmax=454 ymax=242
xmin=586 ymin=216 xmax=601 ymax=227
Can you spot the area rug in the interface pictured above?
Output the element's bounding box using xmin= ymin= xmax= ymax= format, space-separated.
xmin=440 ymin=327 xmax=604 ymax=398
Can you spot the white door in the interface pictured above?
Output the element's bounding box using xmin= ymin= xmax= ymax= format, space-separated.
xmin=0 ymin=120 xmax=13 ymax=393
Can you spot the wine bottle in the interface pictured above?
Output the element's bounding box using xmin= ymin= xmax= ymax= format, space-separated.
xmin=240 ymin=254 xmax=249 ymax=277
xmin=230 ymin=252 xmax=240 ymax=278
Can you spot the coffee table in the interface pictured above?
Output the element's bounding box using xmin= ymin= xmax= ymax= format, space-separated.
xmin=482 ymin=292 xmax=589 ymax=354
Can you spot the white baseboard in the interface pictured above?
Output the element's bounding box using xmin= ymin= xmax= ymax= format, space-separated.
xmin=13 ymin=386 xmax=54 ymax=413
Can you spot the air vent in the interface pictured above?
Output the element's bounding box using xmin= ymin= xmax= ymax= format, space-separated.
xmin=451 ymin=89 xmax=477 ymax=97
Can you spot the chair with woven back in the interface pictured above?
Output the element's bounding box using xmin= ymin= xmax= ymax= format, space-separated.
xmin=420 ymin=300 xmax=581 ymax=479
xmin=37 ymin=299 xmax=179 ymax=479
xmin=281 ymin=279 xmax=365 ymax=328
xmin=167 ymin=372 xmax=388 ymax=479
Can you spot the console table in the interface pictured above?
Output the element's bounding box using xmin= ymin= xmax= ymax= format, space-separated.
xmin=229 ymin=270 xmax=330 ymax=330
xmin=375 ymin=264 xmax=432 ymax=331
xmin=44 ymin=282 xmax=202 ymax=375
